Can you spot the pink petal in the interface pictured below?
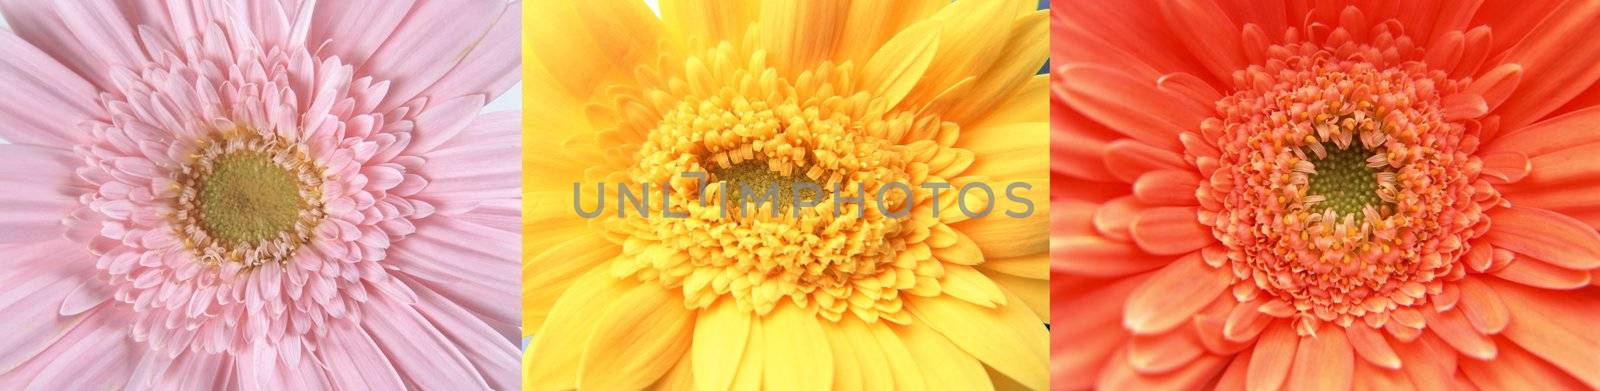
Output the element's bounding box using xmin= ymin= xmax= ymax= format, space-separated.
xmin=417 ymin=5 xmax=521 ymax=102
xmin=316 ymin=319 xmax=405 ymax=390
xmin=0 ymin=145 xmax=78 ymax=243
xmin=0 ymin=0 xmax=115 ymax=90
xmin=387 ymin=218 xmax=518 ymax=329
xmin=363 ymin=0 xmax=506 ymax=112
xmin=0 ymin=307 xmax=139 ymax=390
xmin=307 ymin=0 xmax=417 ymax=68
xmin=408 ymin=281 xmax=519 ymax=390
xmin=361 ymin=296 xmax=489 ymax=389
xmin=0 ymin=33 xmax=103 ymax=147
xmin=417 ymin=112 xmax=520 ymax=201
xmin=405 ymin=94 xmax=486 ymax=154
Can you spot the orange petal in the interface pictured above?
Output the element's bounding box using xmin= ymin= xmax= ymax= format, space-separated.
xmin=1054 ymin=64 xmax=1201 ymax=151
xmin=1133 ymin=169 xmax=1201 ymax=206
xmin=1223 ymin=299 xmax=1273 ymax=343
xmin=1286 ymin=325 xmax=1354 ymax=391
xmin=1097 ymin=346 xmax=1230 ymax=390
xmin=1519 ymin=143 xmax=1600 ymax=192
xmin=1493 ymin=0 xmax=1600 ymax=129
xmin=1092 ymin=196 xmax=1147 ymax=242
xmin=1156 ymin=0 xmax=1246 ymax=83
xmin=1486 ymin=279 xmax=1600 ymax=389
xmin=1492 ymin=256 xmax=1592 ymax=290
xmin=1051 ymin=234 xmax=1170 ymax=278
xmin=1459 ymin=339 xmax=1588 ymax=390
xmin=1351 ymin=357 xmax=1415 ymax=391
xmin=1128 ymin=328 xmax=1205 ymax=374
xmin=1479 ymin=152 xmax=1530 ymax=184
xmin=1122 ymin=253 xmax=1230 ymax=334
xmin=1465 ymin=63 xmax=1523 ymax=112
xmin=1129 ymin=206 xmax=1212 ymax=255
xmin=1212 ymin=349 xmax=1251 ymax=391
xmin=1463 ymin=244 xmax=1495 ymax=273
xmin=1346 ymin=324 xmax=1401 ymax=370
xmin=1390 ymin=335 xmax=1459 ymax=391
xmin=1454 ymin=277 xmax=1509 ymax=335
xmin=1051 ymin=276 xmax=1145 ymax=391
xmin=1485 ymin=105 xmax=1600 ymax=157
xmin=1421 ymin=306 xmax=1497 ymax=360
xmin=1485 ymin=206 xmax=1600 ymax=270
xmin=1192 ymin=296 xmax=1252 ymax=355
xmin=1103 ymin=139 xmax=1187 ymax=183
xmin=1441 ymin=92 xmax=1488 ymax=121
xmin=1246 ymin=322 xmax=1298 ymax=391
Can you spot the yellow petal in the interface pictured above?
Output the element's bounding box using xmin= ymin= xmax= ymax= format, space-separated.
xmin=970 ymin=74 xmax=1047 ymax=130
xmin=862 ymin=319 xmax=929 ymax=390
xmin=940 ymin=264 xmax=1007 ymax=308
xmin=833 ymin=0 xmax=946 ymax=62
xmin=693 ymin=298 xmax=752 ymax=391
xmin=525 ymin=0 xmax=658 ymax=100
xmin=652 ymin=353 xmax=697 ymax=391
xmin=578 ymin=283 xmax=696 ymax=390
xmin=896 ymin=320 xmax=995 ymax=391
xmin=949 ymin=177 xmax=1048 ymax=259
xmin=860 ymin=18 xmax=941 ymax=109
xmin=979 ymin=252 xmax=1048 ymax=280
xmin=523 ymin=54 xmax=588 ymax=136
xmin=830 ymin=317 xmax=899 ymax=391
xmin=761 ymin=304 xmax=833 ymax=391
xmin=905 ymin=0 xmax=1019 ymax=104
xmin=730 ymin=318 xmax=765 ymax=391
xmin=523 ymin=235 xmax=618 ymax=333
xmin=959 ymin=122 xmax=1048 ymax=181
xmin=524 ymin=267 xmax=631 ymax=390
xmin=930 ymin=230 xmax=984 ymax=266
xmin=987 ymin=365 xmax=1033 ymax=391
xmin=820 ymin=320 xmax=865 ymax=391
xmin=907 ymin=292 xmax=1048 ymax=389
xmin=524 ymin=133 xmax=607 ymax=189
xmin=661 ymin=0 xmax=758 ymax=49
xmin=945 ymin=10 xmax=1048 ymax=123
xmin=521 ymin=190 xmax=595 ymax=256
xmin=759 ymin=0 xmax=847 ymax=74
xmin=984 ymin=271 xmax=1049 ymax=321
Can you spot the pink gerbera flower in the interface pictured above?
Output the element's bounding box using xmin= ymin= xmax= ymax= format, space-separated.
xmin=0 ymin=1 xmax=521 ymax=389
xmin=1053 ymin=0 xmax=1600 ymax=389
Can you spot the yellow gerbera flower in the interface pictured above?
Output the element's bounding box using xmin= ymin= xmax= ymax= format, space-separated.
xmin=523 ymin=1 xmax=1050 ymax=389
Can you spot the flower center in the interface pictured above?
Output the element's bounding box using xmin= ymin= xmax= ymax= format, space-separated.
xmin=175 ymin=132 xmax=324 ymax=266
xmin=1306 ymin=143 xmax=1388 ymax=217
xmin=592 ymin=43 xmax=955 ymax=324
xmin=1195 ymin=44 xmax=1492 ymax=333
xmin=708 ymin=161 xmax=821 ymax=211
xmin=196 ymin=152 xmax=302 ymax=245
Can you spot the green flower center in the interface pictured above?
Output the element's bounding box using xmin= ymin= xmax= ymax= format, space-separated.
xmin=1308 ymin=144 xmax=1384 ymax=216
xmin=196 ymin=152 xmax=305 ymax=245
xmin=709 ymin=161 xmax=820 ymax=211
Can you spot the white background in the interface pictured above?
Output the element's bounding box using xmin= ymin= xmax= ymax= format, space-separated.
xmin=0 ymin=10 xmax=520 ymax=145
